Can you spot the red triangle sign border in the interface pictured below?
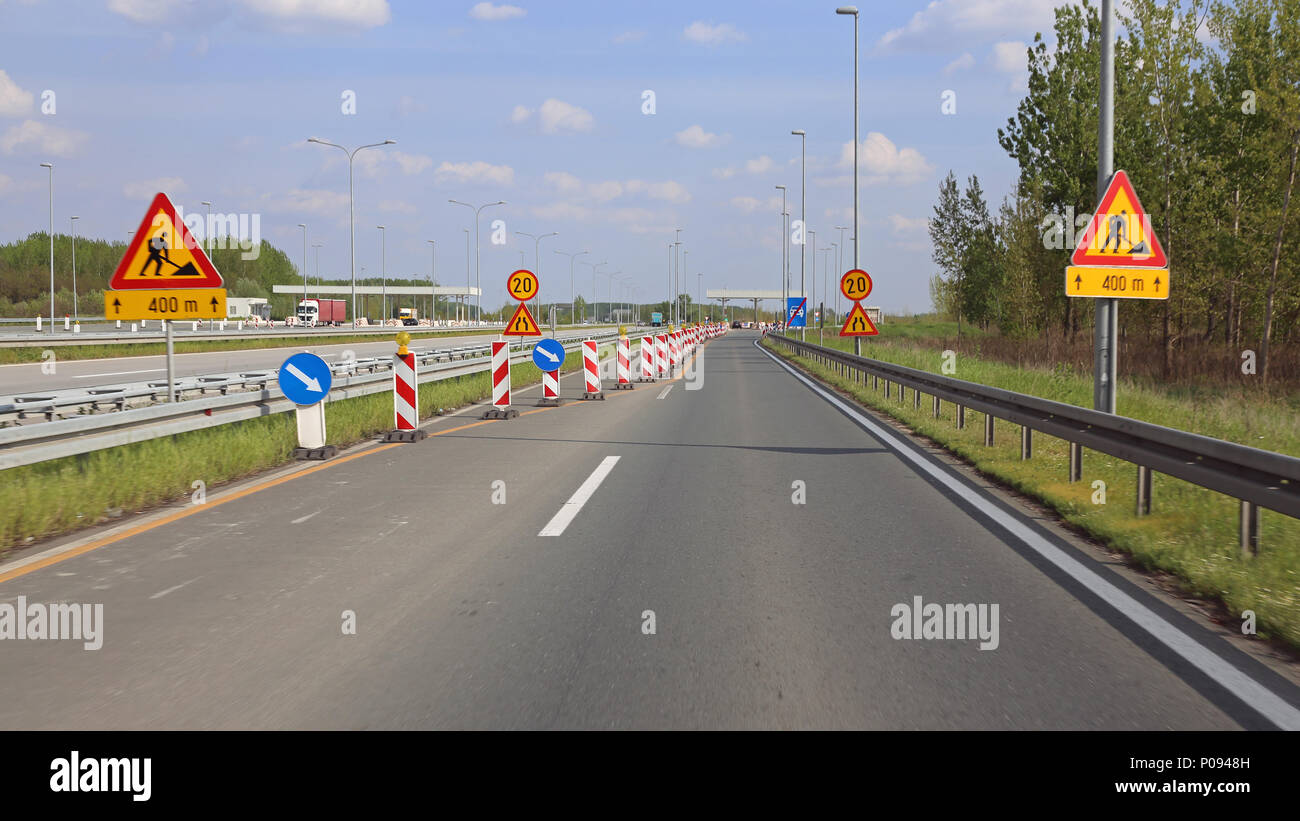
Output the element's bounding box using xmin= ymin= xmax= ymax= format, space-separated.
xmin=1071 ymin=170 xmax=1168 ymax=269
xmin=108 ymin=192 xmax=224 ymax=290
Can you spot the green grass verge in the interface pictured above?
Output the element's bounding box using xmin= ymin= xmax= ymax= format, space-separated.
xmin=763 ymin=335 xmax=1300 ymax=649
xmin=0 ymin=344 xmax=602 ymax=557
xmin=0 ymin=325 xmax=608 ymax=364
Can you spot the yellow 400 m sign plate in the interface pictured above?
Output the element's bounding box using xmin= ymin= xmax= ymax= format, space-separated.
xmin=105 ymin=288 xmax=227 ymax=320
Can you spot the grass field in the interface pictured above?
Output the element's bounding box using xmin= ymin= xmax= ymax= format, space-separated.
xmin=763 ymin=333 xmax=1300 ymax=650
xmin=0 ymin=343 xmax=602 ymax=556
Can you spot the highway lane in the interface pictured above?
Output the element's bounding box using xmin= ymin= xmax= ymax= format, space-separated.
xmin=0 ymin=328 xmax=614 ymax=396
xmin=0 ymin=332 xmax=1294 ymax=729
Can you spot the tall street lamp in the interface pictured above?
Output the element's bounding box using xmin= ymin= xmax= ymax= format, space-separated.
xmin=298 ymin=223 xmax=308 ymax=321
xmin=674 ymin=228 xmax=684 ymax=324
xmin=581 ymin=259 xmax=606 ymax=324
xmin=449 ymin=199 xmax=506 ymax=323
xmin=836 ymin=5 xmax=861 ymax=353
xmin=307 ymin=137 xmax=395 ymax=326
xmin=312 ymin=242 xmax=323 ymax=306
xmin=516 ymin=230 xmax=557 ymax=321
xmin=70 ymin=215 xmax=79 ymax=322
xmin=791 ymin=129 xmax=807 ymax=341
xmin=377 ymin=225 xmax=387 ymax=322
xmin=555 ymin=249 xmax=588 ymax=325
xmin=200 ymin=200 xmax=213 ymax=260
xmin=426 ymin=239 xmax=437 ymax=322
xmin=463 ymin=227 xmax=471 ymax=323
xmin=776 ymin=185 xmax=787 ymax=330
xmin=39 ymin=163 xmax=53 ymax=331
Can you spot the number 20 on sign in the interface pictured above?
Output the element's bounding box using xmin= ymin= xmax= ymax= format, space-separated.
xmin=507 ymin=270 xmax=538 ymax=301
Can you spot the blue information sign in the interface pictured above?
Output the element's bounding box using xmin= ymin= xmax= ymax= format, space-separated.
xmin=278 ymin=352 xmax=332 ymax=406
xmin=786 ymin=297 xmax=808 ymax=328
xmin=531 ymin=337 xmax=566 ymax=371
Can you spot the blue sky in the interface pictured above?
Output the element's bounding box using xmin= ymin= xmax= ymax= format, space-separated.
xmin=0 ymin=0 xmax=1076 ymax=313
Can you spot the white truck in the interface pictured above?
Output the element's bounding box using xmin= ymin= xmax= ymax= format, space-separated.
xmin=398 ymin=307 xmax=419 ymax=326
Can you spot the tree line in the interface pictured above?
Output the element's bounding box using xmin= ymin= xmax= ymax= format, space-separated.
xmin=929 ymin=0 xmax=1299 ymax=382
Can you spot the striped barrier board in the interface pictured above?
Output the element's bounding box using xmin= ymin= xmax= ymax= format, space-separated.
xmin=483 ymin=340 xmax=519 ymax=419
xmin=582 ymin=339 xmax=603 ymax=400
xmin=614 ymin=336 xmax=633 ymax=390
xmin=639 ymin=337 xmax=656 ymax=381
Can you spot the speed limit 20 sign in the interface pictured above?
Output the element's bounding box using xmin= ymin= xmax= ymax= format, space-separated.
xmin=840 ymin=269 xmax=873 ymax=302
xmin=507 ymin=269 xmax=539 ymax=301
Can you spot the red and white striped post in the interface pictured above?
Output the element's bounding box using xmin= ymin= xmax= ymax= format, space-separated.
xmin=668 ymin=330 xmax=679 ymax=373
xmin=639 ymin=336 xmax=656 ymax=381
xmin=483 ymin=339 xmax=519 ymax=419
xmin=581 ymin=338 xmax=604 ymax=400
xmin=656 ymin=333 xmax=668 ymax=378
xmin=614 ymin=329 xmax=634 ymax=390
xmin=537 ymin=368 xmax=562 ymax=406
xmin=383 ymin=331 xmax=427 ymax=441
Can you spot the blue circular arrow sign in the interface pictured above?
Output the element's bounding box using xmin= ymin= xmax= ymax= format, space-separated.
xmin=278 ymin=352 xmax=332 ymax=406
xmin=531 ymin=337 xmax=566 ymax=372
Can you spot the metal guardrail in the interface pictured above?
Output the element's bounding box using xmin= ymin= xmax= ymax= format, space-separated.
xmin=766 ymin=332 xmax=1300 ymax=555
xmin=0 ymin=332 xmax=608 ymax=423
xmin=0 ymin=330 xmax=648 ymax=470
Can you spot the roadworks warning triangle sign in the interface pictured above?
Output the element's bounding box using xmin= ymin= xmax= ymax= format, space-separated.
xmin=109 ymin=192 xmax=223 ymax=289
xmin=1071 ymin=170 xmax=1167 ymax=269
xmin=503 ymin=302 xmax=541 ymax=336
xmin=840 ymin=301 xmax=879 ymax=337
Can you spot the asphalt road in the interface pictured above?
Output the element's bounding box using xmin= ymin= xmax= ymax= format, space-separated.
xmin=0 ymin=328 xmax=611 ymax=396
xmin=0 ymin=331 xmax=1296 ymax=729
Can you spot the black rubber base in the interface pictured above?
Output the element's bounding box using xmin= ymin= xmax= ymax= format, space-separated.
xmin=382 ymin=429 xmax=428 ymax=443
xmin=636 ymin=377 xmax=656 ymax=383
xmin=293 ymin=445 xmax=338 ymax=461
xmin=613 ymin=382 xmax=634 ymax=390
xmin=535 ymin=398 xmax=563 ymax=407
xmin=582 ymin=392 xmax=606 ymax=401
xmin=482 ymin=407 xmax=520 ymax=419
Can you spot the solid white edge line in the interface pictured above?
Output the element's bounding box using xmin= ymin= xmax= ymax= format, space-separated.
xmin=755 ymin=338 xmax=1300 ymax=730
xmin=538 ymin=455 xmax=622 ymax=537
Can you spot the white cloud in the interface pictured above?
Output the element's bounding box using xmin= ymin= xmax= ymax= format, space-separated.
xmin=823 ymin=206 xmax=856 ymax=222
xmin=588 ymin=180 xmax=624 ymax=202
xmin=0 ymin=174 xmax=10 ymax=194
xmin=876 ymin=0 xmax=1060 ymax=52
xmin=193 ymin=34 xmax=210 ymax=55
xmin=379 ymin=199 xmax=417 ymax=214
xmin=943 ymin=52 xmax=975 ymax=75
xmin=267 ymin=188 xmax=350 ymax=216
xmin=237 ymin=0 xmax=391 ymax=28
xmin=711 ymin=167 xmax=738 ymax=179
xmin=0 ymin=120 xmax=88 ymax=157
xmin=991 ymin=41 xmax=1027 ymax=73
xmin=683 ymin=21 xmax=746 ymax=45
xmin=107 ymin=0 xmax=188 ymax=24
xmin=435 ymin=160 xmax=514 ymax=185
xmin=837 ymin=132 xmax=934 ymax=186
xmin=888 ymin=214 xmax=929 ymax=234
xmin=538 ymin=98 xmax=593 ymax=134
xmin=124 ymin=177 xmax=186 ymax=199
xmin=675 ymin=124 xmax=728 ymax=149
xmin=642 ymin=180 xmax=691 ymax=204
xmin=745 ymin=155 xmax=774 ymax=174
xmin=391 ymin=151 xmax=433 ymax=175
xmin=469 ymin=2 xmax=525 ymax=21
xmin=613 ymin=30 xmax=646 ymax=44
xmin=530 ymin=201 xmax=591 ymax=222
xmin=396 ymin=95 xmax=427 ymax=117
xmin=730 ymin=195 xmax=781 ymax=214
xmin=0 ymin=70 xmax=33 ymax=117
xmin=543 ymin=171 xmax=583 ymax=194
xmin=510 ymin=104 xmax=532 ymax=124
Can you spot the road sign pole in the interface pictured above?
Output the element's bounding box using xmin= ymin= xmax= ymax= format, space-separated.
xmin=165 ymin=320 xmax=175 ymax=402
xmin=1094 ymin=0 xmax=1117 ymax=414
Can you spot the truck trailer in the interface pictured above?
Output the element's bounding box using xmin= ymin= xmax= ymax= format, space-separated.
xmin=297 ymin=298 xmax=346 ymax=326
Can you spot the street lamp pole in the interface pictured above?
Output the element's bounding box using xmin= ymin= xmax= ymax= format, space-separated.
xmin=70 ymin=215 xmax=79 ymax=322
xmin=39 ymin=163 xmax=53 ymax=331
xmin=836 ymin=5 xmax=861 ymax=353
xmin=377 ymin=225 xmax=386 ymax=322
xmin=298 ymin=223 xmax=308 ymax=321
xmin=775 ymin=185 xmax=787 ymax=332
xmin=427 ymin=239 xmax=437 ymax=322
xmin=554 ymin=249 xmax=588 ymax=325
xmin=581 ymin=260 xmax=606 ymax=324
xmin=449 ymin=199 xmax=506 ymax=323
xmin=312 ymin=242 xmax=323 ymax=307
xmin=307 ymin=137 xmax=396 ymax=327
xmin=791 ymin=129 xmax=806 ymax=341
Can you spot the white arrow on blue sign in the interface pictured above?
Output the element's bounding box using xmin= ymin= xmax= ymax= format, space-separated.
xmin=278 ymin=352 xmax=332 ymax=406
xmin=531 ymin=337 xmax=566 ymax=371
